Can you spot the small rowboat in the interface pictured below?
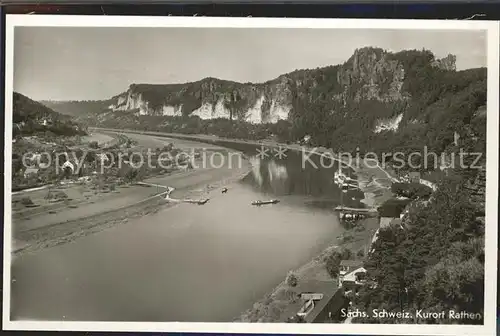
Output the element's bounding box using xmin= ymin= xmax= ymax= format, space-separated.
xmin=184 ymin=198 xmax=210 ymax=205
xmin=251 ymin=199 xmax=280 ymax=206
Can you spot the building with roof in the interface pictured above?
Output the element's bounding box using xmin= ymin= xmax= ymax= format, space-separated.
xmin=61 ymin=160 xmax=75 ymax=174
xmin=96 ymin=153 xmax=110 ymax=163
xmin=408 ymin=172 xmax=421 ymax=184
xmin=339 ymin=267 xmax=367 ymax=293
xmin=293 ymin=288 xmax=348 ymax=323
xmin=338 ymin=260 xmax=366 ymax=293
xmin=378 ymin=217 xmax=404 ymax=231
xmin=339 ymin=260 xmax=363 ymax=276
xmin=23 ymin=167 xmax=39 ymax=179
xmin=379 ymin=217 xmax=394 ymax=230
xmin=286 ymin=280 xmax=349 ymax=323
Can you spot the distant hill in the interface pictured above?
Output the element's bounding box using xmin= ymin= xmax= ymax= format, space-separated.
xmin=13 ymin=92 xmax=86 ymax=137
xmin=40 ymin=99 xmax=114 ymax=118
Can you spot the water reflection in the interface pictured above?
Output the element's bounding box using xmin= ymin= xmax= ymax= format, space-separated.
xmin=11 ymin=137 xmax=367 ymax=322
xmin=242 ymin=152 xmax=364 ymax=209
xmin=249 ymin=156 xmax=264 ymax=187
xmin=267 ymin=160 xmax=288 ymax=195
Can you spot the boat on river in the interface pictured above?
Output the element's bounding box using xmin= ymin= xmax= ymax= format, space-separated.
xmin=184 ymin=198 xmax=210 ymax=205
xmin=334 ymin=171 xmax=357 ymax=185
xmin=251 ymin=199 xmax=280 ymax=206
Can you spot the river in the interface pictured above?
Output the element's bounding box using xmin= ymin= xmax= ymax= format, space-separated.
xmin=10 ymin=133 xmax=364 ymax=322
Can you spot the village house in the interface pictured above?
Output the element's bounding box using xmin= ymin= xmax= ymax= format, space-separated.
xmin=41 ymin=117 xmax=53 ymax=127
xmin=60 ymin=160 xmax=78 ymax=177
xmin=289 ymin=281 xmax=349 ymax=323
xmin=408 ymin=172 xmax=421 ymax=184
xmin=96 ymin=153 xmax=110 ymax=163
xmin=379 ymin=217 xmax=403 ymax=230
xmin=338 ymin=260 xmax=367 ymax=294
xmin=23 ymin=167 xmax=39 ymax=179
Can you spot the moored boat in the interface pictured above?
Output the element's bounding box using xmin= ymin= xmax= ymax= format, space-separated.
xmin=251 ymin=199 xmax=280 ymax=206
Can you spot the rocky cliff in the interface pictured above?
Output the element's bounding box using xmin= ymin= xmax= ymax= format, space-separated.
xmin=43 ymin=46 xmax=485 ymax=161
xmin=100 ymin=47 xmax=456 ymax=124
xmin=108 ymin=75 xmax=293 ymax=124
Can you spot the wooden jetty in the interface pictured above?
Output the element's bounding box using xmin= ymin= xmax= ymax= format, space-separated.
xmin=334 ymin=206 xmax=377 ymax=214
xmin=252 ymin=199 xmax=280 ymax=206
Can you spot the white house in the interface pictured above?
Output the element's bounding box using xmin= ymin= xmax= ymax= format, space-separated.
xmin=61 ymin=160 xmax=75 ymax=174
xmin=339 ymin=260 xmax=364 ymax=278
xmin=96 ymin=153 xmax=110 ymax=163
xmin=23 ymin=167 xmax=39 ymax=179
xmin=338 ymin=260 xmax=367 ymax=291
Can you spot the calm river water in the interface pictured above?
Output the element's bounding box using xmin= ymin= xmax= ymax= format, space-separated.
xmin=11 ymin=135 xmax=364 ymax=322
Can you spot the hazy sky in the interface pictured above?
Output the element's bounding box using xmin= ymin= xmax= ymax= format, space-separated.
xmin=13 ymin=27 xmax=486 ymax=101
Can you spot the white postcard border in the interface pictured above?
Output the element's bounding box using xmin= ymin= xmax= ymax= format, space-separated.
xmin=3 ymin=15 xmax=499 ymax=336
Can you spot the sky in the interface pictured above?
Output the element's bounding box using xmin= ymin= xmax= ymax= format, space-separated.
xmin=13 ymin=27 xmax=487 ymax=101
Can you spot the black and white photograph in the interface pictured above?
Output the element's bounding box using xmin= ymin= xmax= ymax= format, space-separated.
xmin=3 ymin=15 xmax=499 ymax=335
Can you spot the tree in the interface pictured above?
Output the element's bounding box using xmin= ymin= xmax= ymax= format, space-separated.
xmin=353 ymin=174 xmax=484 ymax=324
xmin=377 ymin=198 xmax=411 ymax=218
xmin=391 ymin=183 xmax=433 ymax=200
xmin=20 ymin=196 xmax=34 ymax=206
xmin=286 ymin=271 xmax=298 ymax=287
xmin=88 ymin=141 xmax=99 ymax=149
xmin=62 ymin=166 xmax=73 ymax=179
xmin=324 ymin=249 xmax=352 ymax=278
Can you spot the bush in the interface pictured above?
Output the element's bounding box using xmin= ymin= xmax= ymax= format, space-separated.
xmin=88 ymin=141 xmax=99 ymax=149
xmin=45 ymin=190 xmax=68 ymax=200
xmin=324 ymin=248 xmax=353 ymax=278
xmin=286 ymin=271 xmax=298 ymax=287
xmin=357 ymin=250 xmax=365 ymax=258
xmin=20 ymin=197 xmax=33 ymax=206
xmin=391 ymin=182 xmax=433 ymax=199
xmin=377 ymin=198 xmax=411 ymax=217
xmin=162 ymin=143 xmax=174 ymax=152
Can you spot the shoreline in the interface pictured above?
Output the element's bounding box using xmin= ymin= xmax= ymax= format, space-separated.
xmin=12 ymin=154 xmax=252 ymax=258
xmin=81 ymin=129 xmax=394 ymax=323
xmin=91 ymin=127 xmax=399 ymax=189
xmin=235 ymin=159 xmax=391 ymax=322
xmin=12 ymin=130 xmax=394 ymax=322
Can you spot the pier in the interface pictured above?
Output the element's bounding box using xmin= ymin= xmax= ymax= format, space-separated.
xmin=135 ymin=182 xmax=209 ymax=205
xmin=334 ymin=206 xmax=378 ymax=215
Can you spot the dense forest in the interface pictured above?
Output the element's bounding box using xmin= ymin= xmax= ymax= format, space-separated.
xmin=354 ymin=175 xmax=485 ymax=324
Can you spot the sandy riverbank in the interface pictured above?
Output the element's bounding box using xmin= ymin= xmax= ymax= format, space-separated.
xmin=12 ymin=153 xmax=251 ymax=258
xmin=235 ymin=160 xmax=392 ymax=323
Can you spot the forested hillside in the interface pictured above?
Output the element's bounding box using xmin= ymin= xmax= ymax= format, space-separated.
xmin=53 ymin=48 xmax=486 ymax=173
xmin=13 ymin=92 xmax=86 ymax=137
